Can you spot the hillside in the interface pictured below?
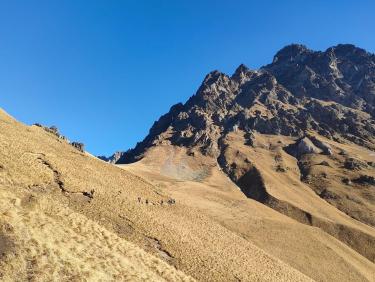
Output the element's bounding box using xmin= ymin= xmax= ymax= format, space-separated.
xmin=0 ymin=109 xmax=315 ymax=281
xmin=1 ymin=44 xmax=375 ymax=282
xmin=114 ymin=44 xmax=375 ymax=280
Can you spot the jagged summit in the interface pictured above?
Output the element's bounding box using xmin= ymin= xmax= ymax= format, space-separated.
xmin=117 ymin=44 xmax=375 ymax=164
xmin=264 ymin=43 xmax=375 ymax=111
xmin=326 ymin=44 xmax=371 ymax=58
xmin=232 ymin=63 xmax=250 ymax=77
xmin=271 ymin=44 xmax=312 ymax=64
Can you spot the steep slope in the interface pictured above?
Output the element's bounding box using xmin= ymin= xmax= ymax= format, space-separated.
xmin=120 ymin=145 xmax=375 ymax=282
xmin=0 ymin=110 xmax=193 ymax=282
xmin=116 ymin=44 xmax=375 ymax=273
xmin=0 ymin=186 xmax=192 ymax=281
xmin=0 ymin=109 xmax=313 ymax=281
xmin=218 ymin=131 xmax=375 ymax=261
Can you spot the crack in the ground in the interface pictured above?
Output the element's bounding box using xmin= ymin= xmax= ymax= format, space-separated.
xmin=36 ymin=157 xmax=94 ymax=201
xmin=146 ymin=236 xmax=174 ymax=262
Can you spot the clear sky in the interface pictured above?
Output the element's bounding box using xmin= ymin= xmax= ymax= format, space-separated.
xmin=0 ymin=0 xmax=374 ymax=156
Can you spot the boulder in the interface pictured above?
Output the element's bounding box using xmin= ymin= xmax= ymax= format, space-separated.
xmin=285 ymin=137 xmax=322 ymax=159
xmin=297 ymin=138 xmax=322 ymax=155
xmin=309 ymin=136 xmax=333 ymax=155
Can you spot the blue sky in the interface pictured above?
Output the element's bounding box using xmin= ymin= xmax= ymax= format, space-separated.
xmin=0 ymin=0 xmax=374 ymax=155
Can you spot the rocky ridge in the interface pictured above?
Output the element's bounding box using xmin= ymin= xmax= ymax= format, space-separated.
xmin=118 ymin=44 xmax=375 ymax=164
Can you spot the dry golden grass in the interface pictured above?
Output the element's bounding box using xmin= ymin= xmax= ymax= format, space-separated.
xmin=122 ymin=141 xmax=375 ymax=282
xmin=219 ymin=131 xmax=375 ymax=256
xmin=0 ymin=186 xmax=193 ymax=282
xmin=0 ymin=108 xmax=313 ymax=281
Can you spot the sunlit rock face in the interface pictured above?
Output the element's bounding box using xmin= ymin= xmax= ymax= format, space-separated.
xmin=118 ymin=44 xmax=375 ymax=164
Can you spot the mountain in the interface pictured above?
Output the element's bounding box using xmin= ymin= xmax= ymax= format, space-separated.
xmin=1 ymin=43 xmax=375 ymax=281
xmin=113 ymin=44 xmax=375 ymax=278
xmin=2 ymin=108 xmax=375 ymax=282
xmin=1 ymin=108 xmax=321 ymax=281
xmin=118 ymin=44 xmax=375 ymax=164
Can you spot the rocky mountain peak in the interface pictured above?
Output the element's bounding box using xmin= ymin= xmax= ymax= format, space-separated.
xmin=203 ymin=70 xmax=227 ymax=81
xmin=233 ymin=63 xmax=249 ymax=74
xmin=117 ymin=44 xmax=375 ymax=164
xmin=272 ymin=44 xmax=311 ymax=64
xmin=327 ymin=44 xmax=370 ymax=59
xmin=265 ymin=44 xmax=375 ymax=115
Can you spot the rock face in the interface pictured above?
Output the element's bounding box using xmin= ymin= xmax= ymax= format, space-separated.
xmin=117 ymin=44 xmax=375 ymax=164
xmin=265 ymin=44 xmax=375 ymax=116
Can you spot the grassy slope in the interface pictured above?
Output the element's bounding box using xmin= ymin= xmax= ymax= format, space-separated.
xmin=122 ymin=143 xmax=375 ymax=282
xmin=0 ymin=187 xmax=193 ymax=282
xmin=0 ymin=109 xmax=310 ymax=281
xmin=220 ymin=132 xmax=375 ymax=262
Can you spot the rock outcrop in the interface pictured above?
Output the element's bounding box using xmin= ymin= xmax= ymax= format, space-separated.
xmin=70 ymin=142 xmax=85 ymax=152
xmin=33 ymin=124 xmax=68 ymax=141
